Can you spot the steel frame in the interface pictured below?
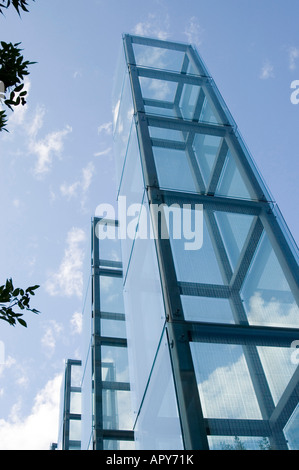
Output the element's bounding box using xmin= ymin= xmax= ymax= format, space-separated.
xmin=91 ymin=217 xmax=134 ymax=450
xmin=121 ymin=34 xmax=299 ymax=450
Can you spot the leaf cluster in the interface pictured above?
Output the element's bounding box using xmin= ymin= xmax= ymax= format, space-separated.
xmin=0 ymin=41 xmax=36 ymax=131
xmin=0 ymin=278 xmax=40 ymax=328
xmin=0 ymin=0 xmax=34 ymax=16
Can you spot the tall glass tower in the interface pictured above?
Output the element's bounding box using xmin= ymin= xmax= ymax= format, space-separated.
xmin=110 ymin=34 xmax=299 ymax=451
xmin=61 ymin=34 xmax=299 ymax=451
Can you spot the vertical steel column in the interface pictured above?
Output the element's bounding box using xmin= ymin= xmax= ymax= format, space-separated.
xmin=91 ymin=218 xmax=103 ymax=450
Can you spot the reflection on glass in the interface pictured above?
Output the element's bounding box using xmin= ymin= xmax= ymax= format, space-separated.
xmin=208 ymin=435 xmax=272 ymax=450
xmin=190 ymin=342 xmax=262 ymax=419
xmin=103 ymin=389 xmax=134 ymax=430
xmin=241 ymin=232 xmax=299 ymax=328
xmin=101 ymin=345 xmax=130 ymax=383
xmin=133 ymin=43 xmax=186 ymax=72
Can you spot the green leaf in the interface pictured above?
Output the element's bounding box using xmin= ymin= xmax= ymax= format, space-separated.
xmin=17 ymin=318 xmax=27 ymax=327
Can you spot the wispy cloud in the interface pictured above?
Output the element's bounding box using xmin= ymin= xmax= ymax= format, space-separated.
xmin=184 ymin=16 xmax=204 ymax=46
xmin=45 ymin=227 xmax=86 ymax=298
xmin=70 ymin=311 xmax=82 ymax=335
xmin=94 ymin=147 xmax=112 ymax=157
xmin=288 ymin=46 xmax=299 ymax=70
xmin=41 ymin=320 xmax=63 ymax=357
xmin=259 ymin=60 xmax=275 ymax=79
xmin=60 ymin=161 xmax=95 ymax=200
xmin=132 ymin=13 xmax=170 ymax=40
xmin=26 ymin=105 xmax=72 ymax=177
xmin=0 ymin=374 xmax=62 ymax=450
xmin=97 ymin=121 xmax=112 ymax=135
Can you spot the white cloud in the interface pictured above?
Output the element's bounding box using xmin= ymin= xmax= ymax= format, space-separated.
xmin=247 ymin=292 xmax=299 ymax=328
xmin=30 ymin=124 xmax=72 ymax=177
xmin=97 ymin=121 xmax=112 ymax=135
xmin=60 ymin=161 xmax=95 ymax=200
xmin=133 ymin=13 xmax=170 ymax=40
xmin=184 ymin=17 xmax=204 ymax=46
xmin=0 ymin=374 xmax=62 ymax=450
xmin=94 ymin=147 xmax=112 ymax=157
xmin=45 ymin=227 xmax=86 ymax=298
xmin=259 ymin=60 xmax=275 ymax=79
xmin=70 ymin=311 xmax=82 ymax=335
xmin=289 ymin=46 xmax=299 ymax=70
xmin=41 ymin=320 xmax=63 ymax=356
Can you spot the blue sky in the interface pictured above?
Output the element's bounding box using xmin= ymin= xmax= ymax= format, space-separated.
xmin=0 ymin=0 xmax=298 ymax=449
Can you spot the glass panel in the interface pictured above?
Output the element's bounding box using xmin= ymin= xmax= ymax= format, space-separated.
xmin=153 ymin=147 xmax=197 ymax=192
xmin=99 ymin=275 xmax=124 ymax=314
xmin=113 ymin=70 xmax=134 ymax=185
xmin=101 ymin=317 xmax=127 ymax=339
xmin=118 ymin=124 xmax=145 ymax=276
xmin=104 ymin=439 xmax=136 ymax=450
xmin=208 ymin=436 xmax=272 ymax=450
xmin=284 ymin=404 xmax=299 ymax=450
xmin=135 ymin=330 xmax=183 ymax=450
xmin=179 ymin=83 xmax=202 ymax=120
xmin=144 ymin=104 xmax=176 ymax=118
xmin=199 ymin=96 xmax=219 ymax=124
xmin=69 ymin=419 xmax=81 ymax=441
xmin=241 ymin=232 xmax=299 ymax=328
xmin=101 ymin=345 xmax=130 ymax=383
xmin=103 ymin=389 xmax=134 ymax=430
xmin=169 ymin=209 xmax=224 ymax=285
xmin=181 ymin=295 xmax=234 ymax=324
xmin=98 ymin=234 xmax=122 ymax=263
xmin=190 ymin=342 xmax=262 ymax=419
xmin=70 ymin=391 xmax=81 ymax=414
xmin=133 ymin=43 xmax=186 ymax=72
xmin=123 ymin=203 xmax=166 ymax=414
xmin=139 ymin=76 xmax=178 ymax=102
xmin=71 ymin=364 xmax=82 ymax=387
xmin=149 ymin=125 xmax=185 ymax=142
xmin=257 ymin=346 xmax=297 ymax=405
xmin=215 ymin=149 xmax=254 ymax=200
xmin=215 ymin=211 xmax=255 ymax=271
xmin=192 ymin=133 xmax=222 ymax=187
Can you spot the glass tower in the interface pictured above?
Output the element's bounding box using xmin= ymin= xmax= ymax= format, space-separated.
xmin=60 ymin=34 xmax=299 ymax=451
xmin=110 ymin=34 xmax=299 ymax=450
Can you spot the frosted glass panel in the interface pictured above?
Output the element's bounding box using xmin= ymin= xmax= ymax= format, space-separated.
xmin=153 ymin=147 xmax=197 ymax=192
xmin=181 ymin=295 xmax=234 ymax=324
